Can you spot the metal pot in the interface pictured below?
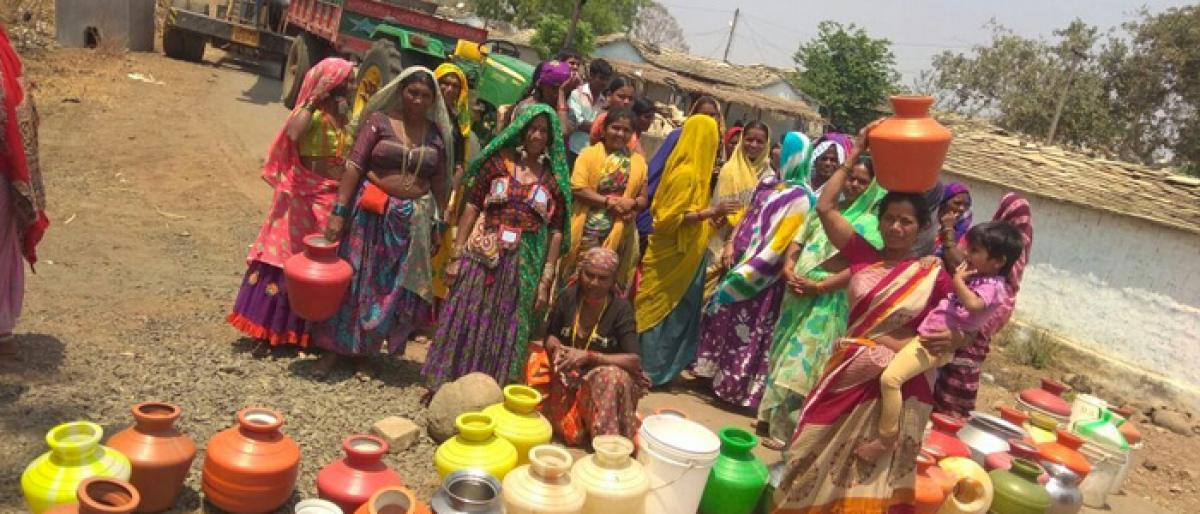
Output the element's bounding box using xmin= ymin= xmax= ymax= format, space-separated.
xmin=1042 ymin=462 xmax=1084 ymax=514
xmin=431 ymin=469 xmax=504 ymax=514
xmin=958 ymin=412 xmax=1027 ymax=465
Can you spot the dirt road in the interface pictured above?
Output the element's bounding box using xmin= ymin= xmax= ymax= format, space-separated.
xmin=0 ymin=47 xmax=1191 ymax=513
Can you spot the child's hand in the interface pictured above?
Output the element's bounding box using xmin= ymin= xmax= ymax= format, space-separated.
xmin=918 ymin=255 xmax=941 ymax=270
xmin=954 ymin=262 xmax=977 ymax=281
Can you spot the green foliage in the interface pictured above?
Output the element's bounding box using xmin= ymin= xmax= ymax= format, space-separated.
xmin=925 ymin=8 xmax=1200 ymax=175
xmin=791 ymin=21 xmax=900 ymax=132
xmin=529 ymin=14 xmax=595 ymax=59
xmin=470 ymin=0 xmax=648 ymax=37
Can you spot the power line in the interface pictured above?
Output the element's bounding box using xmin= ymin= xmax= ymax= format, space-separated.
xmin=658 ymin=2 xmax=731 ymax=14
xmin=684 ymin=27 xmax=729 ymax=39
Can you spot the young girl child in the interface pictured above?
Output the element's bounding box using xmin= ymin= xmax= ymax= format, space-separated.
xmin=857 ymin=220 xmax=1025 ymax=461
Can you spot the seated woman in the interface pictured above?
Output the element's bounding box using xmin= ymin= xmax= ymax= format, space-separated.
xmin=544 ymin=247 xmax=649 ymax=447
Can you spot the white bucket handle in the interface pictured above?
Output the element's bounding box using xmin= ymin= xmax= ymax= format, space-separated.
xmin=644 ymin=446 xmax=707 ymax=491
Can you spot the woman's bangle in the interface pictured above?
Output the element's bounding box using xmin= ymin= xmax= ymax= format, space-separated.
xmin=332 ymin=203 xmax=348 ymax=217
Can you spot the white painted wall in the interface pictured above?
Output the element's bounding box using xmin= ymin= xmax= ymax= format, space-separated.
xmin=593 ymin=41 xmax=645 ymax=64
xmin=945 ymin=173 xmax=1200 ymax=394
xmin=756 ymin=80 xmax=801 ymax=101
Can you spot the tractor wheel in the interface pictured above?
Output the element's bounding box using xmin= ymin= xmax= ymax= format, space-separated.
xmin=281 ymin=32 xmax=322 ymax=109
xmin=162 ymin=25 xmax=206 ymax=62
xmin=354 ymin=39 xmax=406 ymax=119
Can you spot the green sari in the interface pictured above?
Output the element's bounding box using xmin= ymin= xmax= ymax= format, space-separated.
xmin=758 ymin=181 xmax=885 ymax=442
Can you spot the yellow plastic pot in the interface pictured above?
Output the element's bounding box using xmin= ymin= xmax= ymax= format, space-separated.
xmin=21 ymin=421 xmax=132 ymax=513
xmin=434 ymin=413 xmax=518 ymax=480
xmin=482 ymin=385 xmax=552 ymax=466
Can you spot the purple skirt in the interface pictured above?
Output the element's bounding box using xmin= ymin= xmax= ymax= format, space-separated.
xmin=422 ymin=250 xmax=522 ymax=390
xmin=228 ymin=261 xmax=311 ymax=347
xmin=693 ymin=281 xmax=786 ymax=408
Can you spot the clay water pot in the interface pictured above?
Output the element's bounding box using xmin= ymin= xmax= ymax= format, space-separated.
xmin=1036 ymin=429 xmax=1091 ymax=480
xmin=317 ymin=435 xmax=405 ymax=513
xmin=22 ymin=421 xmax=132 ymax=513
xmin=353 ymin=486 xmax=431 ymax=514
xmin=867 ymin=95 xmax=952 ymax=192
xmin=914 ymin=451 xmax=947 ymax=514
xmin=1017 ymin=378 xmax=1071 ymax=420
xmin=201 ymin=408 xmax=301 ymax=513
xmin=284 ymin=234 xmax=353 ymax=321
xmin=997 ymin=406 xmax=1029 ymax=428
xmin=105 ymin=402 xmax=196 ymax=513
xmin=923 ymin=413 xmax=971 ymax=460
xmin=44 ymin=478 xmax=141 ymax=514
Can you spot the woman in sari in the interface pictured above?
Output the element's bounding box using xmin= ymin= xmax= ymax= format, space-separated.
xmin=772 ymin=125 xmax=968 ymax=514
xmin=228 ymin=57 xmax=354 ymax=353
xmin=545 ymin=247 xmax=649 ymax=446
xmin=423 ymin=104 xmax=572 ymax=390
xmin=1 ymin=24 xmax=45 ymax=354
xmin=692 ymin=131 xmax=814 ymax=409
xmin=934 ymin=193 xmax=1032 ymax=417
xmin=635 ymin=96 xmax=721 ymax=245
xmin=934 ymin=181 xmax=972 ymax=257
xmin=586 ymin=76 xmax=638 ymax=150
xmin=564 ymin=109 xmax=647 ymax=290
xmin=636 ymin=115 xmax=736 ymax=387
xmin=314 ymin=67 xmax=454 ymax=377
xmin=430 ymin=63 xmax=473 ymax=305
xmin=705 ymin=121 xmax=773 ymax=297
xmin=808 ymin=132 xmax=852 ymax=191
xmin=757 ymin=153 xmax=886 ymax=449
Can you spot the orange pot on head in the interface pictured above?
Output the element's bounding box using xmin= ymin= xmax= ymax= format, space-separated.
xmin=867 ymin=95 xmax=952 ymax=193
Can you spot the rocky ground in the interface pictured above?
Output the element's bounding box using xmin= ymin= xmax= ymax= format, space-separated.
xmin=0 ymin=38 xmax=1197 ymax=514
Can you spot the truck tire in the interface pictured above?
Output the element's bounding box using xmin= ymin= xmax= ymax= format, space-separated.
xmin=281 ymin=32 xmax=322 ymax=109
xmin=162 ymin=25 xmax=206 ymax=62
xmin=354 ymin=39 xmax=406 ymax=118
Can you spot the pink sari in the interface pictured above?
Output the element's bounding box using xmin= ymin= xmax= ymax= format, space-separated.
xmin=773 ymin=258 xmax=944 ymax=514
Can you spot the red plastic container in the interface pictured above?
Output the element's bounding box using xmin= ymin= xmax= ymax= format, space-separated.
xmin=284 ymin=234 xmax=353 ymax=321
xmin=867 ymin=95 xmax=952 ymax=193
xmin=317 ymin=435 xmax=405 ymax=513
xmin=1018 ymin=377 xmax=1072 ymax=418
xmin=201 ymin=408 xmax=301 ymax=513
xmin=914 ymin=451 xmax=947 ymax=514
xmin=105 ymin=402 xmax=196 ymax=513
xmin=923 ymin=413 xmax=971 ymax=459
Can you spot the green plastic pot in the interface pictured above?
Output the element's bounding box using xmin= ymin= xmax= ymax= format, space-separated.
xmin=1073 ymin=409 xmax=1130 ymax=450
xmin=988 ymin=458 xmax=1052 ymax=514
xmin=698 ymin=427 xmax=768 ymax=514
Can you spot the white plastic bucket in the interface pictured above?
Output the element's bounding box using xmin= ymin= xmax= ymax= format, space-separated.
xmin=294 ymin=499 xmax=343 ymax=514
xmin=637 ymin=414 xmax=720 ymax=514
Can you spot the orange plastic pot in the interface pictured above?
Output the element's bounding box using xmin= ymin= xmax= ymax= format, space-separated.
xmin=1109 ymin=406 xmax=1143 ymax=445
xmin=1036 ymin=429 xmax=1091 ymax=480
xmin=201 ymin=408 xmax=301 ymax=513
xmin=914 ymin=451 xmax=946 ymax=514
xmin=106 ymin=402 xmax=196 ymax=513
xmin=44 ymin=478 xmax=141 ymax=514
xmin=353 ymin=486 xmax=431 ymax=514
xmin=867 ymin=95 xmax=952 ymax=193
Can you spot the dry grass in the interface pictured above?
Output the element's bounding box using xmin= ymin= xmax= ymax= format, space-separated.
xmin=998 ymin=325 xmax=1061 ymax=370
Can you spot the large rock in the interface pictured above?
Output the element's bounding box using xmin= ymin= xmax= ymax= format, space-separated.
xmin=426 ymin=372 xmax=504 ymax=442
xmin=1152 ymin=409 xmax=1194 ymax=436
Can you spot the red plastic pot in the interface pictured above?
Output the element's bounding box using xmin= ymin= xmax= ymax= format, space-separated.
xmin=317 ymin=435 xmax=405 ymax=513
xmin=284 ymin=234 xmax=353 ymax=321
xmin=923 ymin=413 xmax=971 ymax=459
xmin=867 ymin=95 xmax=952 ymax=193
xmin=1018 ymin=377 xmax=1072 ymax=418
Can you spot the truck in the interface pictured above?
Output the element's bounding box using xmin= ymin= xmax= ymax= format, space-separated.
xmin=161 ymin=0 xmax=534 ymax=135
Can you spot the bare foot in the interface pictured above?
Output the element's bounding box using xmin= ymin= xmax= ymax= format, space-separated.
xmin=854 ymin=436 xmax=896 ymax=462
xmin=312 ymin=352 xmax=339 ymax=378
xmin=761 ymin=437 xmax=787 ymax=451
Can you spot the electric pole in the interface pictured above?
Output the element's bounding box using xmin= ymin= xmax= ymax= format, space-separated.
xmin=1046 ymin=47 xmax=1085 ymax=145
xmin=563 ymin=0 xmax=585 ymax=52
xmin=722 ymin=8 xmax=740 ymax=62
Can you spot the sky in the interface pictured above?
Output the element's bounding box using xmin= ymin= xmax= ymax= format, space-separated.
xmin=662 ymin=0 xmax=1194 ymax=85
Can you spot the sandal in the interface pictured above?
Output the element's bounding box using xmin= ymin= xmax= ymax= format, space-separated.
xmin=761 ymin=437 xmax=787 ymax=451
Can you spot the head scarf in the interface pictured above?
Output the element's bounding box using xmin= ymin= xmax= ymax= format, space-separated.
xmin=779 ymin=131 xmax=814 ymax=186
xmin=993 ymin=193 xmax=1032 ymax=291
xmin=579 ymin=247 xmax=619 ymax=274
xmin=350 ymin=66 xmax=455 ymax=206
xmin=809 ymin=132 xmax=852 ymax=186
xmin=939 ymin=181 xmax=974 ymax=249
xmin=713 ymin=124 xmax=772 ymax=227
xmin=1 ymin=24 xmax=47 ymax=265
xmin=434 ymin=63 xmax=471 ymax=138
xmin=724 ymin=126 xmax=743 ymax=147
xmin=537 ymin=60 xmax=572 ymax=88
xmin=262 ymin=57 xmax=354 ymax=185
xmin=636 ymin=98 xmax=725 ymax=236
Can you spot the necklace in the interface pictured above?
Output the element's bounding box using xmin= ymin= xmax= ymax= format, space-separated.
xmin=571 ymin=294 xmax=609 ymax=351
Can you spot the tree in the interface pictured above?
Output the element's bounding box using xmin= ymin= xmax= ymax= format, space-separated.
xmin=529 ymin=13 xmax=595 ymax=59
xmin=630 ymin=2 xmax=689 ymax=52
xmin=791 ymin=21 xmax=900 ymax=132
xmin=470 ymin=0 xmax=647 ymax=37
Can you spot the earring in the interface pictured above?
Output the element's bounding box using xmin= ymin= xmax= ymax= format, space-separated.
xmin=517 ymin=145 xmax=527 ymax=161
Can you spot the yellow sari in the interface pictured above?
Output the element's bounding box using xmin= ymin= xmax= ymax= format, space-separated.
xmin=567 ymin=142 xmax=647 ymax=287
xmin=635 ymin=115 xmax=719 ymax=332
xmin=706 ymin=128 xmax=772 ymax=297
xmin=431 ymin=63 xmax=472 ymax=299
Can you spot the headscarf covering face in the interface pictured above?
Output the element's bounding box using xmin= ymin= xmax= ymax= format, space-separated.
xmin=778 ymin=131 xmax=814 ymax=186
xmin=636 ymin=97 xmax=725 ymax=236
xmin=350 ymin=66 xmax=456 ymax=201
xmin=434 ymin=63 xmax=471 ymax=137
xmin=263 ymin=57 xmax=354 ymax=184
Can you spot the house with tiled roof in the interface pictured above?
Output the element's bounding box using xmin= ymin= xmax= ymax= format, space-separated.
xmin=938 ymin=116 xmax=1200 ymax=404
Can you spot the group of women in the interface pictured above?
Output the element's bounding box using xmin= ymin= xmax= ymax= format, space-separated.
xmin=227 ymin=53 xmax=1036 ymax=510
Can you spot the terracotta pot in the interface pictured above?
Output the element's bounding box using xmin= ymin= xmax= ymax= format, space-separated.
xmin=867 ymin=95 xmax=952 ymax=192
xmin=1036 ymin=429 xmax=1091 ymax=479
xmin=201 ymin=408 xmax=301 ymax=513
xmin=317 ymin=435 xmax=405 ymax=513
xmin=284 ymin=234 xmax=353 ymax=321
xmin=914 ymin=451 xmax=947 ymax=514
xmin=45 ymin=477 xmax=141 ymax=514
xmin=1108 ymin=406 xmax=1142 ymax=445
xmin=105 ymin=402 xmax=196 ymax=513
xmin=353 ymin=486 xmax=431 ymax=514
xmin=1018 ymin=378 xmax=1071 ymax=419
xmin=923 ymin=413 xmax=971 ymax=460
